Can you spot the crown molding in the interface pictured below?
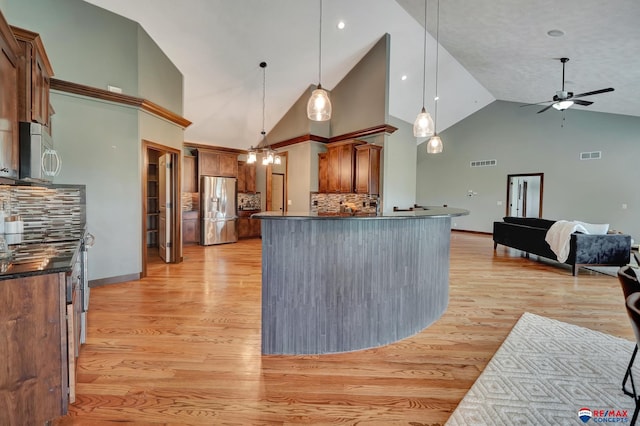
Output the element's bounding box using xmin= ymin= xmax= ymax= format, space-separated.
xmin=50 ymin=78 xmax=192 ymax=129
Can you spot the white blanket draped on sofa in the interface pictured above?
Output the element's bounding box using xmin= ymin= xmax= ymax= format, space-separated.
xmin=545 ymin=221 xmax=589 ymax=263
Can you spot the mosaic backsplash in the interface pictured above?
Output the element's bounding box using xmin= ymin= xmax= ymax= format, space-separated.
xmin=0 ymin=185 xmax=86 ymax=232
xmin=310 ymin=193 xmax=379 ymax=214
xmin=238 ymin=192 xmax=261 ymax=210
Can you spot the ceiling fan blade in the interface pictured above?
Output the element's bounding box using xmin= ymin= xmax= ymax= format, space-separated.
xmin=573 ymin=99 xmax=593 ymax=106
xmin=537 ymin=104 xmax=554 ymax=114
xmin=572 ymin=87 xmax=614 ymax=98
xmin=520 ymin=100 xmax=553 ymax=107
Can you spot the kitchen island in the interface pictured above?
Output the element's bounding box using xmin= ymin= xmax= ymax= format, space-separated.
xmin=253 ymin=207 xmax=469 ymax=355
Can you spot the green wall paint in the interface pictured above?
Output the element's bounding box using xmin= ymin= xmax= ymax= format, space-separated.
xmin=416 ymin=100 xmax=640 ymax=240
xmin=383 ymin=116 xmax=417 ymax=212
xmin=6 ymin=0 xmax=185 ymax=281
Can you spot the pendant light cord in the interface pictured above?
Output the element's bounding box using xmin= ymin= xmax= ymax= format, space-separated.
xmin=421 ymin=0 xmax=427 ymax=109
xmin=433 ymin=0 xmax=440 ymax=133
xmin=318 ymin=0 xmax=323 ymax=85
xmin=262 ymin=64 xmax=266 ymax=135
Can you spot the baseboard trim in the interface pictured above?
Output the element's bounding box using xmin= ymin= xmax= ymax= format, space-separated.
xmin=452 ymin=229 xmax=492 ymax=236
xmin=89 ymin=273 xmax=141 ymax=288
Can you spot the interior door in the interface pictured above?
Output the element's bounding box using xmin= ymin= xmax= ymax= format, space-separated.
xmin=158 ymin=153 xmax=172 ymax=262
xmin=507 ymin=173 xmax=543 ymax=218
xmin=272 ymin=173 xmax=284 ymax=212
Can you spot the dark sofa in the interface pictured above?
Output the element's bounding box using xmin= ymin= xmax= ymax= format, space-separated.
xmin=493 ymin=216 xmax=631 ymax=275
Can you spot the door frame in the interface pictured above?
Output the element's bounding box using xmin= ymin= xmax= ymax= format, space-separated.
xmin=142 ymin=140 xmax=182 ymax=277
xmin=506 ymin=172 xmax=544 ymax=218
xmin=266 ymin=151 xmax=288 ymax=212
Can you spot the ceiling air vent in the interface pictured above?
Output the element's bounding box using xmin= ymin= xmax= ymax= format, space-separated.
xmin=580 ymin=151 xmax=602 ymax=160
xmin=470 ymin=159 xmax=497 ymax=168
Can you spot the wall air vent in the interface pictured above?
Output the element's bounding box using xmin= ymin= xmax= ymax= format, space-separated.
xmin=580 ymin=151 xmax=602 ymax=160
xmin=470 ymin=159 xmax=497 ymax=168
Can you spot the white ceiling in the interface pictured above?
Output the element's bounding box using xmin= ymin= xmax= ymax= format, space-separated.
xmin=82 ymin=0 xmax=640 ymax=150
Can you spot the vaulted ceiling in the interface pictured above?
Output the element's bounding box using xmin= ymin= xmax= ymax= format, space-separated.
xmin=83 ymin=0 xmax=640 ymax=150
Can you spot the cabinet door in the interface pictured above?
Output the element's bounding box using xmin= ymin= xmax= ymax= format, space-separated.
xmin=327 ymin=147 xmax=341 ymax=192
xmin=219 ymin=153 xmax=238 ymax=177
xmin=318 ymin=152 xmax=328 ymax=193
xmin=237 ymin=162 xmax=246 ymax=192
xmin=355 ymin=145 xmax=382 ymax=194
xmin=249 ymin=218 xmax=261 ymax=237
xmin=246 ymin=163 xmax=256 ymax=193
xmin=237 ymin=217 xmax=250 ymax=238
xmin=199 ymin=151 xmax=219 ymax=176
xmin=182 ymin=156 xmax=197 ymax=193
xmin=338 ymin=144 xmax=354 ymax=193
xmin=32 ymin=47 xmax=51 ymax=125
xmin=0 ymin=15 xmax=19 ymax=178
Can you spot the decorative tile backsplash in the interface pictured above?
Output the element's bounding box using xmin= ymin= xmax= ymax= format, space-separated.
xmin=310 ymin=193 xmax=379 ymax=214
xmin=238 ymin=192 xmax=261 ymax=210
xmin=0 ymin=184 xmax=86 ymax=232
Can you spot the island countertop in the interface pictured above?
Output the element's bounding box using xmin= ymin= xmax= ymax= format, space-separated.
xmin=253 ymin=206 xmax=469 ymax=220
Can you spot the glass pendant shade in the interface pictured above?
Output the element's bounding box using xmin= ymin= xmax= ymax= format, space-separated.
xmin=274 ymin=155 xmax=282 ymax=165
xmin=307 ymin=86 xmax=332 ymax=121
xmin=552 ymin=100 xmax=574 ymax=111
xmin=247 ymin=149 xmax=257 ymax=164
xmin=426 ymin=134 xmax=443 ymax=154
xmin=413 ymin=107 xmax=434 ymax=137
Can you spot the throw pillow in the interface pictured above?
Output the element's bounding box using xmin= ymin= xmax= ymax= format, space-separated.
xmin=574 ymin=221 xmax=609 ymax=235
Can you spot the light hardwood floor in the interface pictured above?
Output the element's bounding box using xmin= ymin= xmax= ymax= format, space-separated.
xmin=54 ymin=232 xmax=633 ymax=425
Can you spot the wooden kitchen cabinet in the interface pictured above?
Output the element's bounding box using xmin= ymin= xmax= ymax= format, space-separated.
xmin=238 ymin=210 xmax=261 ymax=238
xmin=182 ymin=210 xmax=199 ymax=244
xmin=1 ymin=272 xmax=69 ymax=424
xmin=355 ymin=144 xmax=382 ymax=194
xmin=182 ymin=155 xmax=197 ymax=193
xmin=237 ymin=161 xmax=257 ymax=193
xmin=198 ymin=149 xmax=238 ymax=178
xmin=0 ymin=12 xmax=20 ymax=179
xmin=11 ymin=26 xmax=54 ymax=127
xmin=318 ymin=152 xmax=328 ymax=193
xmin=325 ymin=140 xmax=365 ymax=193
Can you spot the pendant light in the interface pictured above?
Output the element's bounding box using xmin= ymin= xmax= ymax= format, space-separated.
xmin=426 ymin=0 xmax=443 ymax=154
xmin=307 ymin=0 xmax=332 ymax=121
xmin=413 ymin=0 xmax=434 ymax=138
xmin=247 ymin=62 xmax=281 ymax=165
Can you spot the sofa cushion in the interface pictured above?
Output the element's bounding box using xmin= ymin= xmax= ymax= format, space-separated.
xmin=503 ymin=216 xmax=556 ymax=230
xmin=574 ymin=221 xmax=610 ymax=235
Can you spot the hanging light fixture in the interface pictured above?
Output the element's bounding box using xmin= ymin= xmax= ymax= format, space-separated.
xmin=414 ymin=0 xmax=434 ymax=138
xmin=247 ymin=62 xmax=281 ymax=166
xmin=307 ymin=0 xmax=332 ymax=121
xmin=426 ymin=0 xmax=443 ymax=154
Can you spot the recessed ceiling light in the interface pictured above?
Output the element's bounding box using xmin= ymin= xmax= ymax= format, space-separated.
xmin=401 ymin=75 xmax=407 ymax=81
xmin=547 ymin=29 xmax=565 ymax=37
xmin=337 ymin=21 xmax=346 ymax=30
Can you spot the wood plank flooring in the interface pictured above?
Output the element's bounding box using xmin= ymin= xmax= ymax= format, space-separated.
xmin=53 ymin=232 xmax=634 ymax=425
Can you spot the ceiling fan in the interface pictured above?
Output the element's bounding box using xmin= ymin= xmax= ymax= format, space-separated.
xmin=525 ymin=57 xmax=614 ymax=114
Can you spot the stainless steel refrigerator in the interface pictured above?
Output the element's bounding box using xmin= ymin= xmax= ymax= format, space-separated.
xmin=200 ymin=176 xmax=238 ymax=245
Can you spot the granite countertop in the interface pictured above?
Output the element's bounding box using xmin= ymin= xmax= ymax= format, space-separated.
xmin=253 ymin=207 xmax=469 ymax=220
xmin=0 ymin=227 xmax=86 ymax=280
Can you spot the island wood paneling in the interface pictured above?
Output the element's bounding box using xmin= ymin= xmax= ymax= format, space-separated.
xmin=260 ymin=216 xmax=451 ymax=354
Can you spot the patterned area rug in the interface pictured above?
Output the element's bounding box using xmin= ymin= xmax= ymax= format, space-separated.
xmin=446 ymin=313 xmax=637 ymax=425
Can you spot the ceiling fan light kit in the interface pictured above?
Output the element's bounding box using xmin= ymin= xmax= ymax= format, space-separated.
xmin=530 ymin=57 xmax=614 ymax=114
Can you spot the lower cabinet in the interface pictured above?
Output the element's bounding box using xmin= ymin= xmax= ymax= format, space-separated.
xmin=1 ymin=272 xmax=69 ymax=424
xmin=238 ymin=210 xmax=261 ymax=238
xmin=183 ymin=210 xmax=199 ymax=244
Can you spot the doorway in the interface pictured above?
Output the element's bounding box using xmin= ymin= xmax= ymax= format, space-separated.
xmin=266 ymin=152 xmax=288 ymax=212
xmin=142 ymin=141 xmax=181 ymax=277
xmin=506 ymin=173 xmax=544 ymax=218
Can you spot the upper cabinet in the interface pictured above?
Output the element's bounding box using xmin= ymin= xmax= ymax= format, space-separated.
xmin=355 ymin=144 xmax=382 ymax=195
xmin=237 ymin=161 xmax=257 ymax=193
xmin=317 ymin=140 xmax=382 ymax=195
xmin=10 ymin=26 xmax=54 ymax=128
xmin=182 ymin=155 xmax=197 ymax=193
xmin=198 ymin=149 xmax=238 ymax=178
xmin=0 ymin=12 xmax=20 ymax=179
xmin=325 ymin=140 xmax=366 ymax=194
